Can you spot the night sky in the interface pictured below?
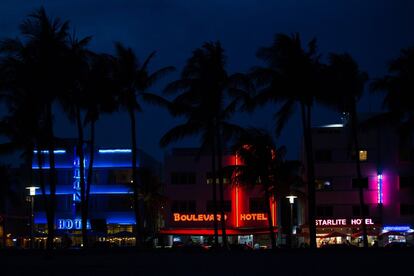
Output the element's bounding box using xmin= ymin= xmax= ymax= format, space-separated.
xmin=1 ymin=0 xmax=413 ymax=163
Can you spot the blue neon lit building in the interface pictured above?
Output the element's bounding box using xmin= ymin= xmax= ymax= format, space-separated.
xmin=32 ymin=142 xmax=161 ymax=245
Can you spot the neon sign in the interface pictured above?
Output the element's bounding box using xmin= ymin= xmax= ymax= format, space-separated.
xmin=377 ymin=173 xmax=383 ymax=204
xmin=57 ymin=219 xmax=91 ymax=230
xmin=173 ymin=213 xmax=228 ymax=222
xmin=173 ymin=213 xmax=268 ymax=222
xmin=315 ymin=218 xmax=374 ymax=226
xmin=383 ymin=226 xmax=411 ymax=232
xmin=240 ymin=213 xmax=267 ymax=221
xmin=72 ymin=157 xmax=83 ymax=203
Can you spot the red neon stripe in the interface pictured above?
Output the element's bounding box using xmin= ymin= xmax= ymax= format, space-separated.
xmin=235 ymin=186 xmax=239 ymax=227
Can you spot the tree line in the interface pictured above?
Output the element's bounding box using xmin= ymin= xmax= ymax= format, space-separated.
xmin=0 ymin=7 xmax=412 ymax=250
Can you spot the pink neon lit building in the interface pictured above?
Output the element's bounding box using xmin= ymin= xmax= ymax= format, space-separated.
xmin=308 ymin=115 xmax=414 ymax=246
xmin=160 ymin=148 xmax=278 ymax=247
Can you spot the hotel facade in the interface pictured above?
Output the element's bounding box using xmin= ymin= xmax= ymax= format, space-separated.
xmin=309 ymin=117 xmax=414 ymax=246
xmin=31 ymin=144 xmax=160 ymax=247
xmin=159 ymin=148 xmax=302 ymax=248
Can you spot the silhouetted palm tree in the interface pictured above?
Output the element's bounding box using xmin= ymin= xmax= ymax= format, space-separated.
xmin=252 ymin=33 xmax=323 ymax=248
xmin=136 ymin=167 xmax=166 ymax=245
xmin=0 ymin=165 xmax=17 ymax=248
xmin=59 ymin=34 xmax=94 ymax=246
xmin=321 ymin=53 xmax=369 ymax=247
xmin=0 ymin=7 xmax=70 ymax=250
xmin=232 ymin=129 xmax=278 ymax=249
xmin=113 ymin=42 xmax=174 ymax=246
xmin=371 ymin=47 xmax=414 ymax=135
xmin=82 ymin=53 xmax=118 ymax=247
xmin=160 ymin=41 xmax=243 ymax=248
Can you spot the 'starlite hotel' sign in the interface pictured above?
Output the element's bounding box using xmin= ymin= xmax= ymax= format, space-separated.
xmin=315 ymin=218 xmax=374 ymax=226
xmin=173 ymin=213 xmax=268 ymax=222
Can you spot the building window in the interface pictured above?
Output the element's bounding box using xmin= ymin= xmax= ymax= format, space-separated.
xmin=315 ymin=150 xmax=332 ymax=162
xmin=352 ymin=178 xmax=368 ymax=189
xmin=399 ymin=176 xmax=414 ymax=189
xmin=316 ymin=178 xmax=332 ymax=190
xmin=206 ymin=200 xmax=232 ymax=212
xmin=400 ymin=204 xmax=414 ymax=216
xmin=171 ymin=172 xmax=196 ymax=185
xmin=399 ymin=146 xmax=414 ymax=162
xmin=359 ymin=150 xmax=368 ymax=161
xmin=107 ymin=195 xmax=133 ymax=211
xmin=206 ymin=172 xmax=230 ymax=185
xmin=171 ymin=200 xmax=196 ymax=213
xmin=316 ymin=205 xmax=333 ymax=217
xmin=352 ymin=205 xmax=370 ymax=216
xmin=351 ymin=150 xmax=368 ymax=161
xmin=249 ymin=198 xmax=266 ymax=212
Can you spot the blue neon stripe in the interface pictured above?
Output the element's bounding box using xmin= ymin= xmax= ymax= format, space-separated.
xmin=32 ymin=162 xmax=139 ymax=169
xmin=34 ymin=185 xmax=132 ymax=195
xmin=98 ymin=149 xmax=132 ymax=154
xmin=33 ymin=150 xmax=66 ymax=154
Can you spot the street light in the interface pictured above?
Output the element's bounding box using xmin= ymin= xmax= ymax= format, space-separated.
xmin=26 ymin=186 xmax=39 ymax=249
xmin=286 ymin=195 xmax=297 ymax=248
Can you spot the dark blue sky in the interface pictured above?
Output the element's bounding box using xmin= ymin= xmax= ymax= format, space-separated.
xmin=1 ymin=0 xmax=413 ymax=162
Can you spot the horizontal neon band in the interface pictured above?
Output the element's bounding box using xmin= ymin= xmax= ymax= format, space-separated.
xmin=98 ymin=149 xmax=132 ymax=154
xmin=33 ymin=150 xmax=66 ymax=154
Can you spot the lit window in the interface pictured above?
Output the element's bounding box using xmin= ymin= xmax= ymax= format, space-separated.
xmin=359 ymin=150 xmax=368 ymax=161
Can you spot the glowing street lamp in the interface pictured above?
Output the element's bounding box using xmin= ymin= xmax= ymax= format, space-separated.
xmin=26 ymin=186 xmax=39 ymax=248
xmin=286 ymin=195 xmax=297 ymax=248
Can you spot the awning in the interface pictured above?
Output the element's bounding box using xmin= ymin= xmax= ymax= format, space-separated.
xmin=159 ymin=228 xmax=276 ymax=236
xmin=379 ymin=231 xmax=406 ymax=236
xmin=351 ymin=230 xmax=379 ymax=238
xmin=322 ymin=231 xmax=348 ymax=238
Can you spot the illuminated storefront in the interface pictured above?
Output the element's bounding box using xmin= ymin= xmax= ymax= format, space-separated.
xmin=313 ymin=218 xmax=381 ymax=247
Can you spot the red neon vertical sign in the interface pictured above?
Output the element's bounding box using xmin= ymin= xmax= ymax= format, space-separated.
xmin=271 ymin=197 xmax=277 ymax=227
xmin=233 ymin=154 xmax=241 ymax=228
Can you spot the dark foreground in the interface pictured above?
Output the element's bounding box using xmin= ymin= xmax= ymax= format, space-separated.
xmin=1 ymin=248 xmax=413 ymax=276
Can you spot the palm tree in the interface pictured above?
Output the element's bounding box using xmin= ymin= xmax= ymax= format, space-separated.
xmin=252 ymin=33 xmax=323 ymax=248
xmin=160 ymin=41 xmax=243 ymax=248
xmin=83 ymin=53 xmax=119 ymax=247
xmin=321 ymin=53 xmax=369 ymax=247
xmin=371 ymin=47 xmax=414 ymax=134
xmin=231 ymin=129 xmax=279 ymax=249
xmin=0 ymin=165 xmax=17 ymax=248
xmin=59 ymin=34 xmax=93 ymax=246
xmin=135 ymin=167 xmax=166 ymax=246
xmin=113 ymin=42 xmax=174 ymax=246
xmin=0 ymin=7 xmax=70 ymax=250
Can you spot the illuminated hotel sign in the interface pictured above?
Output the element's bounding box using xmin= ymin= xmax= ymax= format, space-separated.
xmin=57 ymin=219 xmax=91 ymax=230
xmin=173 ymin=213 xmax=267 ymax=222
xmin=316 ymin=218 xmax=374 ymax=226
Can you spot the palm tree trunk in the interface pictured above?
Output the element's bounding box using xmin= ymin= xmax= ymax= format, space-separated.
xmin=75 ymin=106 xmax=87 ymax=247
xmin=36 ymin=144 xmax=48 ymax=249
xmin=301 ymin=103 xmax=316 ymax=248
xmin=210 ymin=131 xmax=219 ymax=248
xmin=85 ymin=120 xmax=95 ymax=243
xmin=1 ymin=215 xmax=5 ymax=248
xmin=264 ymin=182 xmax=277 ymax=249
xmin=351 ymin=106 xmax=368 ymax=248
xmin=27 ymin=149 xmax=34 ymax=249
xmin=215 ymin=125 xmax=228 ymax=249
xmin=129 ymin=109 xmax=141 ymax=248
xmin=46 ymin=103 xmax=56 ymax=251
